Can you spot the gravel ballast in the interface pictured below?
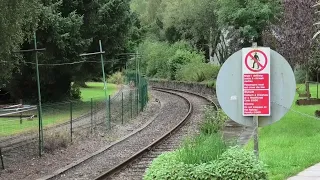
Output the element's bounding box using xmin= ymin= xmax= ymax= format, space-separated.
xmin=0 ymin=90 xmax=161 ymax=180
xmin=44 ymin=90 xmax=189 ymax=180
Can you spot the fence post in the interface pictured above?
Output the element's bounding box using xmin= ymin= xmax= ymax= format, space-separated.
xmin=20 ymin=113 xmax=22 ymax=124
xmin=130 ymin=90 xmax=133 ymax=119
xmin=0 ymin=148 xmax=4 ymax=169
xmin=136 ymin=88 xmax=139 ymax=116
xmin=37 ymin=104 xmax=42 ymax=157
xmin=70 ymin=101 xmax=73 ymax=142
xmin=91 ymin=98 xmax=93 ymax=133
xmin=108 ymin=95 xmax=111 ymax=129
xmin=121 ymin=92 xmax=124 ymax=124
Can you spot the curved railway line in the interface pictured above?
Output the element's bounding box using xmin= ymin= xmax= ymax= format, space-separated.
xmin=94 ymin=87 xmax=217 ymax=180
xmin=33 ymin=87 xmax=215 ymax=180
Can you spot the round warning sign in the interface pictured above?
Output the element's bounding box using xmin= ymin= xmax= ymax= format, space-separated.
xmin=245 ymin=50 xmax=268 ymax=72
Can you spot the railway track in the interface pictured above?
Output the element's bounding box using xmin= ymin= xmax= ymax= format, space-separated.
xmin=94 ymin=87 xmax=217 ymax=180
xmin=35 ymin=88 xmax=196 ymax=180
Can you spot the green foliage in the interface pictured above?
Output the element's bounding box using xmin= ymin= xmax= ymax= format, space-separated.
xmin=294 ymin=67 xmax=307 ymax=84
xmin=168 ymin=49 xmax=204 ymax=80
xmin=143 ymin=151 xmax=220 ymax=180
xmin=200 ymin=107 xmax=228 ymax=135
xmin=177 ymin=133 xmax=228 ymax=165
xmin=70 ymin=84 xmax=81 ymax=100
xmin=0 ymin=0 xmax=39 ymax=85
xmin=175 ymin=63 xmax=220 ymax=82
xmin=217 ymin=0 xmax=282 ymax=46
xmin=215 ymin=146 xmax=268 ymax=180
xmin=144 ymin=146 xmax=268 ymax=180
xmin=136 ymin=38 xmax=206 ymax=80
xmin=108 ymin=71 xmax=124 ymax=85
xmin=206 ymin=80 xmax=216 ymax=88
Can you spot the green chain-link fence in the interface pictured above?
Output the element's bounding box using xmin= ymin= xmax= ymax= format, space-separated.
xmin=0 ymin=76 xmax=148 ymax=168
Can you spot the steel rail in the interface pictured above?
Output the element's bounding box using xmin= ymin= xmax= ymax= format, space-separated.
xmin=93 ymin=86 xmax=219 ymax=180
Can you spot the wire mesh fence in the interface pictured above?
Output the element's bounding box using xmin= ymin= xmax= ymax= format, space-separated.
xmin=0 ymin=75 xmax=148 ymax=168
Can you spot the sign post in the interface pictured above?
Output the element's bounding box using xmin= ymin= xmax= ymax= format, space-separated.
xmin=242 ymin=43 xmax=271 ymax=158
xmin=216 ymin=45 xmax=296 ymax=160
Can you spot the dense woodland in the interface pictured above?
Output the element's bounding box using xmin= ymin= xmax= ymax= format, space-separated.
xmin=0 ymin=0 xmax=319 ymax=103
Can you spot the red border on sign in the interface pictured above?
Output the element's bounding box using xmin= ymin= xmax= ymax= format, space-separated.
xmin=245 ymin=50 xmax=268 ymax=72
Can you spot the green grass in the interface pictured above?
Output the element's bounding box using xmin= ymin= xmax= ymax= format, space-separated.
xmin=80 ymin=82 xmax=118 ymax=101
xmin=0 ymin=82 xmax=118 ymax=137
xmin=245 ymin=83 xmax=320 ymax=180
xmin=177 ymin=133 xmax=228 ymax=165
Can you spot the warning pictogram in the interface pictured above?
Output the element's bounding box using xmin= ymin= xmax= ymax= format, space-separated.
xmin=244 ymin=49 xmax=268 ymax=72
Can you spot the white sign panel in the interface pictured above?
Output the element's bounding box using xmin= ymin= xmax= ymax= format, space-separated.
xmin=242 ymin=47 xmax=271 ymax=116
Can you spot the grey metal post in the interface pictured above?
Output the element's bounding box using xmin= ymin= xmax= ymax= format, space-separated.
xmin=91 ymin=98 xmax=93 ymax=133
xmin=70 ymin=101 xmax=73 ymax=142
xmin=80 ymin=40 xmax=109 ymax=129
xmin=252 ymin=42 xmax=259 ymax=158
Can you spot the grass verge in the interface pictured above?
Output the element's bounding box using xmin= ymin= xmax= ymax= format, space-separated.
xmin=245 ymin=83 xmax=320 ymax=180
xmin=0 ymin=82 xmax=118 ymax=137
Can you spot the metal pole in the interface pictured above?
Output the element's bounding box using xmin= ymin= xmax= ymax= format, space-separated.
xmin=317 ymin=72 xmax=319 ymax=99
xmin=130 ymin=90 xmax=133 ymax=119
xmin=70 ymin=101 xmax=73 ymax=142
xmin=91 ymin=98 xmax=93 ymax=133
xmin=34 ymin=32 xmax=44 ymax=156
xmin=136 ymin=88 xmax=139 ymax=115
xmin=108 ymin=95 xmax=111 ymax=129
xmin=99 ymin=40 xmax=109 ymax=129
xmin=252 ymin=42 xmax=259 ymax=159
xmin=0 ymin=148 xmax=4 ymax=169
xmin=121 ymin=92 xmax=124 ymax=124
xmin=253 ymin=116 xmax=259 ymax=158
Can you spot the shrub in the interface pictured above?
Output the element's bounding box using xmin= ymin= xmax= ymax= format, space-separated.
xmin=294 ymin=67 xmax=306 ymax=84
xmin=215 ymin=146 xmax=268 ymax=180
xmin=176 ymin=63 xmax=220 ymax=82
xmin=108 ymin=71 xmax=124 ymax=85
xmin=168 ymin=49 xmax=205 ymax=80
xmin=206 ymin=80 xmax=215 ymax=88
xmin=143 ymin=151 xmax=220 ymax=180
xmin=44 ymin=132 xmax=69 ymax=153
xmin=200 ymin=107 xmax=228 ymax=135
xmin=177 ymin=133 xmax=228 ymax=165
xmin=70 ymin=84 xmax=81 ymax=100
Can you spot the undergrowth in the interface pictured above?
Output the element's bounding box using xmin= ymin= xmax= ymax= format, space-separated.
xmin=177 ymin=133 xmax=228 ymax=165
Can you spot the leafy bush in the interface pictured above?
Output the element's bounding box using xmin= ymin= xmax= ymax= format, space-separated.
xmin=200 ymin=107 xmax=228 ymax=135
xmin=177 ymin=133 xmax=227 ymax=165
xmin=215 ymin=146 xmax=268 ymax=180
xmin=294 ymin=67 xmax=306 ymax=84
xmin=108 ymin=71 xmax=124 ymax=84
xmin=144 ymin=146 xmax=268 ymax=180
xmin=70 ymin=84 xmax=81 ymax=100
xmin=137 ymin=38 xmax=206 ymax=80
xmin=176 ymin=62 xmax=220 ymax=82
xmin=143 ymin=151 xmax=220 ymax=180
xmin=168 ymin=49 xmax=205 ymax=80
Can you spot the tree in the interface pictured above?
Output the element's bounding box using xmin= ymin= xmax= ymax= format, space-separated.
xmin=10 ymin=0 xmax=91 ymax=102
xmin=263 ymin=0 xmax=314 ymax=69
xmin=0 ymin=0 xmax=39 ymax=87
xmin=217 ymin=0 xmax=281 ymax=47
